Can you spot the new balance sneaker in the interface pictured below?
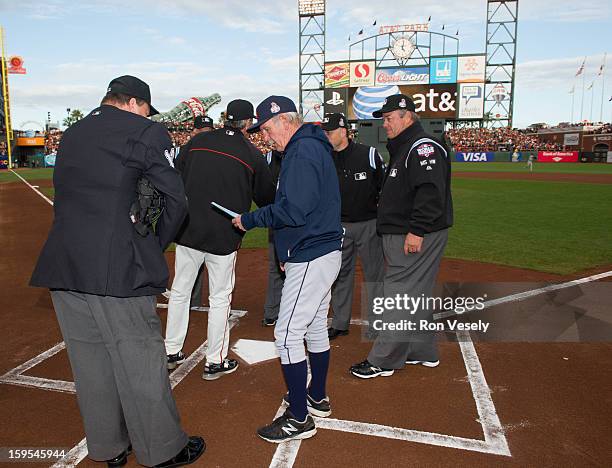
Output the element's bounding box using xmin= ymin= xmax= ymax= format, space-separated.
xmin=262 ymin=317 xmax=277 ymax=327
xmin=167 ymin=351 xmax=186 ymax=370
xmin=257 ymin=408 xmax=316 ymax=443
xmin=350 ymin=359 xmax=395 ymax=379
xmin=162 ymin=289 xmax=171 ymax=300
xmin=405 ymin=359 xmax=440 ymax=368
xmin=202 ymin=359 xmax=239 ymax=380
xmin=282 ymin=393 xmax=331 ymax=418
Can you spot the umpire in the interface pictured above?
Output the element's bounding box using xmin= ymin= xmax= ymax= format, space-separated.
xmin=322 ymin=113 xmax=385 ymax=340
xmin=262 ymin=148 xmax=284 ymax=327
xmin=350 ymin=94 xmax=453 ymax=379
xmin=30 ymin=76 xmax=205 ymax=466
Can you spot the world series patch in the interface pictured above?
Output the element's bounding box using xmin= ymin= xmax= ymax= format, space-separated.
xmin=416 ymin=143 xmax=435 ymax=157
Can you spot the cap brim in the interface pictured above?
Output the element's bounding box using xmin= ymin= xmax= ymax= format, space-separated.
xmin=247 ymin=116 xmax=271 ymax=133
xmin=372 ymin=109 xmax=383 ymax=118
xmin=148 ymin=104 xmax=160 ymax=117
xmin=321 ymin=123 xmax=340 ymax=131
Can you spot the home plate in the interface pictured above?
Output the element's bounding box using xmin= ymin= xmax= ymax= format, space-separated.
xmin=231 ymin=339 xmax=278 ymax=365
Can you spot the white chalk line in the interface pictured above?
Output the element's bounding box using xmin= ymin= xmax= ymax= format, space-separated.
xmin=434 ymin=270 xmax=612 ymax=320
xmin=50 ymin=310 xmax=246 ymax=467
xmin=9 ymin=169 xmax=54 ymax=206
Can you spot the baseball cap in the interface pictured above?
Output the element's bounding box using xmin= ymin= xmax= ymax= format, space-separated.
xmin=194 ymin=115 xmax=215 ymax=129
xmin=372 ymin=94 xmax=416 ymax=118
xmin=106 ymin=75 xmax=159 ymax=116
xmin=226 ymin=99 xmax=256 ymax=121
xmin=247 ymin=96 xmax=298 ymax=133
xmin=321 ymin=113 xmax=348 ymax=131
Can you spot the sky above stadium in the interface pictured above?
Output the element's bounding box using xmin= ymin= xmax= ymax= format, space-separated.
xmin=0 ymin=0 xmax=610 ymax=130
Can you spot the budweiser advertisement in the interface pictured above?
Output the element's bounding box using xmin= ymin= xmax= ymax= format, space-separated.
xmin=350 ymin=61 xmax=375 ymax=87
xmin=348 ymin=84 xmax=457 ymax=119
xmin=537 ymin=151 xmax=579 ymax=163
xmin=325 ymin=62 xmax=349 ymax=88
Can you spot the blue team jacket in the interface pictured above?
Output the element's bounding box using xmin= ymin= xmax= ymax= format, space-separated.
xmin=241 ymin=123 xmax=342 ymax=263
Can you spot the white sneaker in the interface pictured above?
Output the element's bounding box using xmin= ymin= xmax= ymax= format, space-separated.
xmin=162 ymin=289 xmax=171 ymax=299
xmin=405 ymin=360 xmax=440 ymax=368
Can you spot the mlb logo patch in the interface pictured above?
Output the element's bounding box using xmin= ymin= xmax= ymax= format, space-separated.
xmin=416 ymin=143 xmax=435 ymax=157
xmin=389 ymin=168 xmax=398 ymax=177
xmin=354 ymin=172 xmax=366 ymax=181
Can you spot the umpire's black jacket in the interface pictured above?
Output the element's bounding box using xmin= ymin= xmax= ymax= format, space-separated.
xmin=175 ymin=126 xmax=275 ymax=255
xmin=377 ymin=121 xmax=453 ymax=236
xmin=30 ymin=105 xmax=187 ymax=297
xmin=332 ymin=140 xmax=384 ymax=223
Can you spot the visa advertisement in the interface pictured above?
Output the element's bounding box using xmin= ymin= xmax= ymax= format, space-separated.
xmin=375 ymin=67 xmax=429 ymax=86
xmin=455 ymin=152 xmax=495 ymax=162
xmin=430 ymin=57 xmax=457 ymax=84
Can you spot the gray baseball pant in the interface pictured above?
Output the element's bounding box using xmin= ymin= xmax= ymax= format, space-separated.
xmin=368 ymin=229 xmax=448 ymax=369
xmin=275 ymin=250 xmax=342 ymax=364
xmin=330 ymin=218 xmax=384 ymax=331
xmin=50 ymin=290 xmax=188 ymax=466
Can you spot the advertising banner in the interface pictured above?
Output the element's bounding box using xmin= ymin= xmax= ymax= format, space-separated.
xmin=8 ymin=56 xmax=26 ymax=74
xmin=181 ymin=98 xmax=205 ymax=117
xmin=563 ymin=133 xmax=580 ymax=146
xmin=455 ymin=152 xmax=495 ymax=162
xmin=350 ymin=61 xmax=375 ymax=87
xmin=375 ymin=67 xmax=429 ymax=86
xmin=537 ymin=151 xmax=579 ymax=162
xmin=44 ymin=153 xmax=57 ymax=167
xmin=0 ymin=155 xmax=8 ymax=169
xmin=430 ymin=57 xmax=457 ymax=84
xmin=458 ymin=83 xmax=484 ymax=119
xmin=16 ymin=137 xmax=45 ymax=146
xmin=348 ymin=84 xmax=456 ymax=120
xmin=325 ymin=62 xmax=350 ymax=88
xmin=457 ymin=55 xmax=486 ymax=83
xmin=323 ymin=88 xmax=348 ymax=116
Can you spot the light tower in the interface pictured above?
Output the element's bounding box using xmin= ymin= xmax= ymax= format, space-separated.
xmin=484 ymin=0 xmax=519 ymax=128
xmin=298 ymin=0 xmax=326 ymax=121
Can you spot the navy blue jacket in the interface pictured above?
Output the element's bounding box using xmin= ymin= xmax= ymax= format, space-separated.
xmin=241 ymin=124 xmax=342 ymax=263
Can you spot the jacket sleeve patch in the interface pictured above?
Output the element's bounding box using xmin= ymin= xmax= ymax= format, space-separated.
xmin=416 ymin=143 xmax=435 ymax=157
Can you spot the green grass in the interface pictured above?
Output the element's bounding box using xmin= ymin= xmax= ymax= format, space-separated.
xmin=451 ymin=162 xmax=612 ymax=174
xmin=0 ymin=168 xmax=55 ymax=183
xmin=446 ymin=178 xmax=612 ymax=274
xmin=6 ymin=166 xmax=612 ymax=274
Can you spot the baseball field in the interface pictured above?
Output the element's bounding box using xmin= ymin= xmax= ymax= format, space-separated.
xmin=1 ymin=163 xmax=611 ymax=467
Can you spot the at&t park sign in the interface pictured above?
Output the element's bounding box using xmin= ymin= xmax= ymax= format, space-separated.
xmin=378 ymin=23 xmax=429 ymax=34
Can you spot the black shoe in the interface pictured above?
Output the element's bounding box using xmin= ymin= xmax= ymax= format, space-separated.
xmin=167 ymin=351 xmax=186 ymax=370
xmin=328 ymin=327 xmax=349 ymax=340
xmin=349 ymin=359 xmax=394 ymax=379
xmin=154 ymin=436 xmax=205 ymax=467
xmin=282 ymin=392 xmax=331 ymax=417
xmin=257 ymin=408 xmax=316 ymax=443
xmin=262 ymin=317 xmax=277 ymax=327
xmin=106 ymin=445 xmax=131 ymax=468
xmin=202 ymin=359 xmax=239 ymax=380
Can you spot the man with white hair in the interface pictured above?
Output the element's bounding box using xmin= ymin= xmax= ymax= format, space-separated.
xmin=233 ymin=96 xmax=342 ymax=443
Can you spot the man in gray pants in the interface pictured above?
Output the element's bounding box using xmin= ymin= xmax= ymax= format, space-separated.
xmin=30 ymin=76 xmax=205 ymax=466
xmin=350 ymin=94 xmax=453 ymax=379
xmin=322 ymin=113 xmax=385 ymax=340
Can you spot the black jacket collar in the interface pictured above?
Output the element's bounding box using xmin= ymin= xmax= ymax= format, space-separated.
xmin=386 ymin=121 xmax=425 ymax=158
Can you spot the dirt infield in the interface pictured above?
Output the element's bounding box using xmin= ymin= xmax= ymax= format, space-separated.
xmin=453 ymin=171 xmax=612 ymax=184
xmin=1 ymin=177 xmax=611 ymax=467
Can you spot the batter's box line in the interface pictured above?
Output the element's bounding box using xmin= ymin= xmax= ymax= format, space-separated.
xmin=269 ymin=330 xmax=510 ymax=468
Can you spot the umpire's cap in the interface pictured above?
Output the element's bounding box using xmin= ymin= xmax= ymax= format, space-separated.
xmin=106 ymin=75 xmax=159 ymax=116
xmin=194 ymin=115 xmax=215 ymax=129
xmin=321 ymin=113 xmax=348 ymax=131
xmin=372 ymin=94 xmax=415 ymax=118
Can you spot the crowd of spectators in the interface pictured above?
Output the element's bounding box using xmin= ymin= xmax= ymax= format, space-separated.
xmin=591 ymin=123 xmax=612 ymax=134
xmin=446 ymin=127 xmax=564 ymax=151
xmin=45 ymin=129 xmax=63 ymax=154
